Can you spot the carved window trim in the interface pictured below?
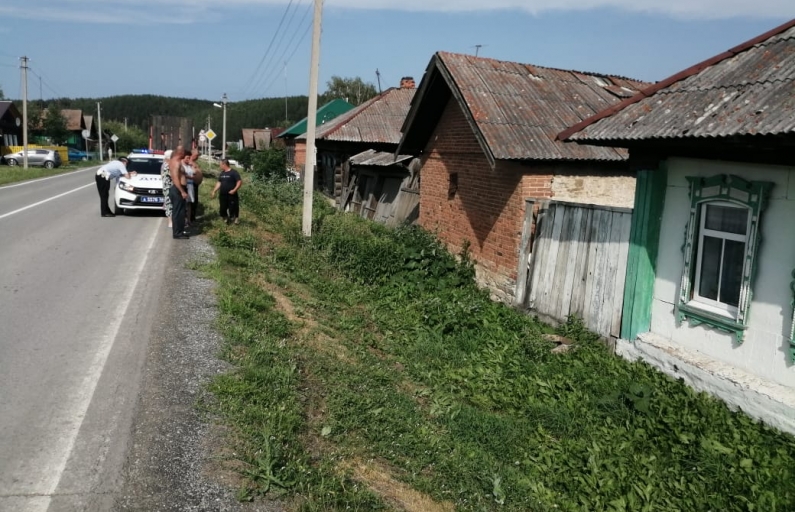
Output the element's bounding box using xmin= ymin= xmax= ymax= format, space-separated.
xmin=677 ymin=174 xmax=773 ymax=342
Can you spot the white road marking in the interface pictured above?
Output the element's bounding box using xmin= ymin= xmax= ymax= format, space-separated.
xmin=22 ymin=220 xmax=161 ymax=512
xmin=0 ymin=183 xmax=94 ymax=221
xmin=0 ymin=168 xmax=98 ymax=190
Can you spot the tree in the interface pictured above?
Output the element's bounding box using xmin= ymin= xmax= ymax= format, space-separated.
xmin=321 ymin=76 xmax=378 ymax=106
xmin=0 ymin=85 xmax=4 ymax=100
xmin=41 ymin=108 xmax=69 ymax=145
xmin=103 ymin=120 xmax=148 ymax=153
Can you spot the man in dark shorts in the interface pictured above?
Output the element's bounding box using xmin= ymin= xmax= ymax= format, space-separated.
xmin=211 ymin=159 xmax=242 ymax=225
xmin=168 ymin=146 xmax=189 ymax=239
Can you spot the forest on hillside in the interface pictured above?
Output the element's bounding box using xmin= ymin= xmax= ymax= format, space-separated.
xmin=38 ymin=94 xmax=312 ymax=142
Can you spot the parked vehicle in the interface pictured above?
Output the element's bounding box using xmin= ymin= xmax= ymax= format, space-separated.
xmin=67 ymin=147 xmax=89 ymax=161
xmin=114 ymin=152 xmax=165 ymax=214
xmin=3 ymin=149 xmax=62 ymax=169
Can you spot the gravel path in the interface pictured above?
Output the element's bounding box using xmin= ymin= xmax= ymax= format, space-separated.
xmin=114 ymin=226 xmax=285 ymax=512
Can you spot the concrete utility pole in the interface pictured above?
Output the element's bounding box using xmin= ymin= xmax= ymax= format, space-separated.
xmin=20 ymin=56 xmax=29 ymax=169
xmin=220 ymin=93 xmax=228 ymax=160
xmin=97 ymin=102 xmax=103 ymax=162
xmin=302 ymin=0 xmax=323 ymax=237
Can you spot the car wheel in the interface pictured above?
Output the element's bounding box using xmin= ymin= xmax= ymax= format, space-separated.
xmin=7 ymin=158 xmax=18 ymax=167
xmin=44 ymin=161 xmax=55 ymax=169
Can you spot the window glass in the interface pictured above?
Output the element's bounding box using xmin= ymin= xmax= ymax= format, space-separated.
xmin=720 ymin=239 xmax=745 ymax=307
xmin=705 ymin=204 xmax=748 ymax=234
xmin=698 ymin=236 xmax=722 ymax=301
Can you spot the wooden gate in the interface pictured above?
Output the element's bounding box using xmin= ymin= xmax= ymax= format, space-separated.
xmin=515 ymin=199 xmax=633 ymax=339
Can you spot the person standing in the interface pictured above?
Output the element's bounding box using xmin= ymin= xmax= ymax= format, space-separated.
xmin=168 ymin=146 xmax=189 ymax=239
xmin=189 ymin=148 xmax=203 ymax=223
xmin=95 ymin=157 xmax=134 ymax=217
xmin=161 ymin=149 xmax=173 ymax=228
xmin=211 ymin=159 xmax=242 ymax=225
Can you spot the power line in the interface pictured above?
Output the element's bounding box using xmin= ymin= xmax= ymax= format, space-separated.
xmin=250 ymin=0 xmax=312 ymax=97
xmin=255 ymin=2 xmax=314 ymax=96
xmin=28 ymin=67 xmax=63 ymax=99
xmin=241 ymin=0 xmax=297 ymax=97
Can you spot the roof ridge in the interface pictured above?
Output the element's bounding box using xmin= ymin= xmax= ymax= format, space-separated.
xmin=436 ymin=50 xmax=648 ymax=85
xmin=558 ymin=17 xmax=795 ymax=141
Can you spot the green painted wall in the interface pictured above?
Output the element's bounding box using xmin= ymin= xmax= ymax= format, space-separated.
xmin=620 ymin=167 xmax=667 ymax=340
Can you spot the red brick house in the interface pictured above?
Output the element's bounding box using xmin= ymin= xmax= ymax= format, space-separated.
xmin=398 ymin=52 xmax=648 ymax=300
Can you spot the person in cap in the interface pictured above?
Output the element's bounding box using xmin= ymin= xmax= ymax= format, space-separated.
xmin=95 ymin=157 xmax=135 ymax=217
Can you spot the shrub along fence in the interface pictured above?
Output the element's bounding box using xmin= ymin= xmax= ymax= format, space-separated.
xmin=515 ymin=199 xmax=633 ymax=340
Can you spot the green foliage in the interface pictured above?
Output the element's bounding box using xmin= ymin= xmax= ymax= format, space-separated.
xmin=251 ymin=147 xmax=288 ymax=180
xmin=227 ymin=146 xmax=255 ymax=171
xmin=102 ymin=120 xmax=148 ymax=153
xmin=205 ymin=178 xmax=795 ymax=511
xmin=40 ymin=107 xmax=69 ymax=145
xmin=321 ymin=76 xmax=379 ymax=106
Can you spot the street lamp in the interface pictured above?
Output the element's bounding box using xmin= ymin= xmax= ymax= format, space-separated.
xmin=213 ymin=93 xmax=228 ymax=160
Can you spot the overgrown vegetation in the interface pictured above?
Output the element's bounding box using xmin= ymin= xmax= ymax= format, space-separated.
xmin=201 ymin=176 xmax=795 ymax=511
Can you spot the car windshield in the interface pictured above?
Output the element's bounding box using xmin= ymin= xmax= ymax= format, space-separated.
xmin=126 ymin=158 xmax=163 ymax=175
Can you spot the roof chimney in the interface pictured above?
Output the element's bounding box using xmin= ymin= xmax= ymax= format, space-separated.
xmin=400 ymin=76 xmax=416 ymax=89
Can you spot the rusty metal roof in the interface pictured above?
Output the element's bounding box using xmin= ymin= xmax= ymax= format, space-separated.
xmin=349 ymin=149 xmax=413 ymax=167
xmin=560 ymin=19 xmax=795 ymax=144
xmin=299 ymin=88 xmax=415 ymax=144
xmin=61 ymin=109 xmax=83 ymax=131
xmin=398 ymin=52 xmax=648 ymax=166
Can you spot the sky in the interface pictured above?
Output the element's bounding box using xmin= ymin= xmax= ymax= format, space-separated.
xmin=0 ymin=1 xmax=793 ymax=104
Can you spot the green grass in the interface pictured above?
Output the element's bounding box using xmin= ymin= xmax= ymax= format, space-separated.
xmin=0 ymin=160 xmax=98 ymax=186
xmin=201 ymin=176 xmax=795 ymax=511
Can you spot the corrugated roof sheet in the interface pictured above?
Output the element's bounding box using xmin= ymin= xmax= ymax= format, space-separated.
xmin=305 ymin=88 xmax=415 ymax=144
xmin=563 ymin=21 xmax=795 ymax=143
xmin=278 ymin=99 xmax=355 ymax=138
xmin=433 ymin=52 xmax=648 ymax=161
xmin=349 ymin=149 xmax=414 ymax=166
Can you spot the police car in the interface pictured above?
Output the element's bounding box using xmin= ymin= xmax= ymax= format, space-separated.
xmin=114 ymin=150 xmax=166 ymax=215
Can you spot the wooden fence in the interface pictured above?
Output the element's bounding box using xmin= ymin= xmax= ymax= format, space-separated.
xmin=515 ymin=199 xmax=633 ymax=339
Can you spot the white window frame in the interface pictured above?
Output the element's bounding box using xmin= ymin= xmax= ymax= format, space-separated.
xmin=690 ymin=201 xmax=750 ymax=319
xmin=677 ymin=174 xmax=773 ymax=342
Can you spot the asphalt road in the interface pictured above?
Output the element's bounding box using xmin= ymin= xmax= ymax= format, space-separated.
xmin=0 ymin=167 xmax=169 ymax=511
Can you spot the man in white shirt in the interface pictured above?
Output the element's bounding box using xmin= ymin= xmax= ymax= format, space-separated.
xmin=95 ymin=157 xmax=135 ymax=217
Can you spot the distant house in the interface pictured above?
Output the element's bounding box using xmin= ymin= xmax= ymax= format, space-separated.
xmin=0 ymin=101 xmax=23 ymax=150
xmin=295 ymin=85 xmax=415 ymax=198
xmin=241 ymin=128 xmax=273 ymax=151
xmin=559 ymin=20 xmax=795 ymax=433
xmin=397 ymin=51 xmax=647 ymax=301
xmin=277 ymin=98 xmax=354 ymax=172
xmin=61 ymin=109 xmax=90 ymax=148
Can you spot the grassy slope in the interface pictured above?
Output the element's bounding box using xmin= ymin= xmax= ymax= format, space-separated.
xmin=198 ymin=177 xmax=795 ymax=512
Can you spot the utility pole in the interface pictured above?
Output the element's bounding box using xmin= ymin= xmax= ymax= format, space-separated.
xmin=39 ymin=76 xmax=43 ymax=106
xmin=221 ymin=93 xmax=227 ymax=160
xmin=21 ymin=56 xmax=29 ymax=169
xmin=376 ymin=69 xmax=382 ymax=94
xmin=97 ymin=102 xmax=103 ymax=162
xmin=284 ymin=62 xmax=288 ymax=124
xmin=124 ymin=117 xmax=128 ymax=131
xmin=302 ymin=0 xmax=323 ymax=237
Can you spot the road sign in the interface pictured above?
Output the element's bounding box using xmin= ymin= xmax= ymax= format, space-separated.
xmin=111 ymin=134 xmax=119 ymax=142
xmin=81 ymin=129 xmax=90 ymax=139
xmin=205 ymin=129 xmax=217 ymax=141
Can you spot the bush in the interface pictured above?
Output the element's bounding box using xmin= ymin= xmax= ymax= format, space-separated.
xmin=252 ymin=147 xmax=288 ymax=180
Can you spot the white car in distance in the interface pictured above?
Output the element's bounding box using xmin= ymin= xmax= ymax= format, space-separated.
xmin=114 ymin=151 xmax=166 ymax=215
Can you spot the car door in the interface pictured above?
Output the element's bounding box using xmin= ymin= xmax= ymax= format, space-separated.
xmin=30 ymin=150 xmax=46 ymax=165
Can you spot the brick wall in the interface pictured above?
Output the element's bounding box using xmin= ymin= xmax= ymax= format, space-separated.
xmin=419 ymin=98 xmax=549 ymax=300
xmin=418 ymin=98 xmax=635 ymax=302
xmin=294 ymin=141 xmax=307 ymax=170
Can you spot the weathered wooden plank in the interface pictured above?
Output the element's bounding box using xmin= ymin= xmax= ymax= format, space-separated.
xmin=539 ymin=203 xmax=566 ymax=316
xmin=591 ymin=209 xmax=614 ymax=335
xmin=528 ymin=203 xmax=551 ymax=309
xmin=598 ymin=211 xmax=624 ymax=338
xmin=551 ymin=205 xmax=576 ymax=320
xmin=570 ymin=207 xmax=593 ymax=318
xmin=611 ymin=212 xmax=633 ymax=338
xmin=558 ymin=206 xmax=583 ymax=321
xmin=514 ymin=200 xmax=536 ymax=307
xmin=582 ymin=208 xmax=604 ymax=331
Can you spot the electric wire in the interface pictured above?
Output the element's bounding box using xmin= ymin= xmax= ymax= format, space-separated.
xmin=255 ymin=1 xmax=314 ymax=97
xmin=249 ymin=0 xmax=308 ymax=94
xmin=240 ymin=0 xmax=296 ymax=98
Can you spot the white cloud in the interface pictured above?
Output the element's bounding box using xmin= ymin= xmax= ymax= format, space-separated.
xmin=2 ymin=0 xmax=793 ymax=23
